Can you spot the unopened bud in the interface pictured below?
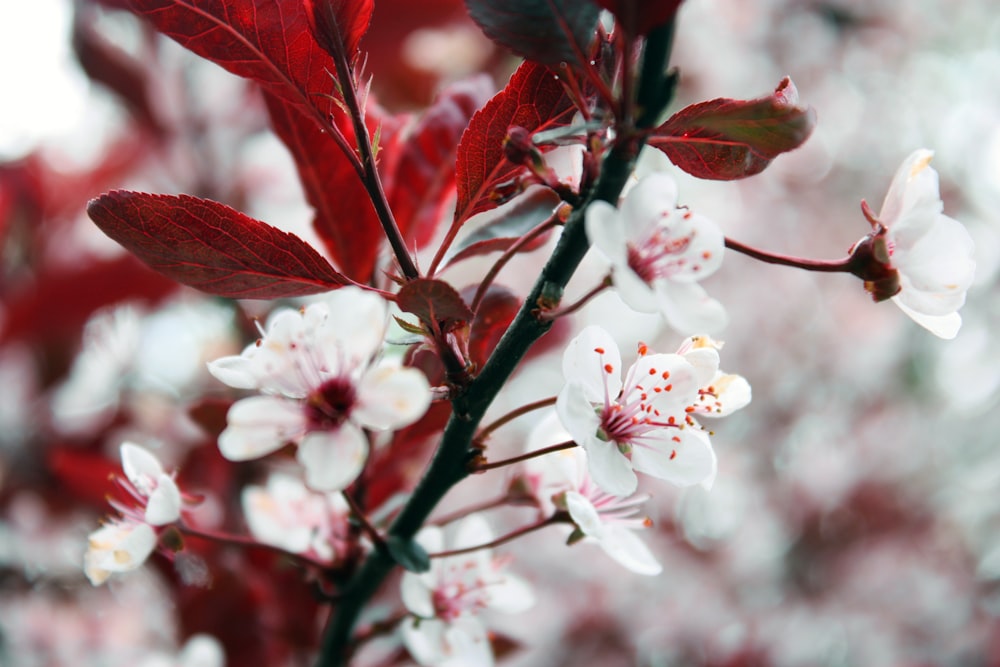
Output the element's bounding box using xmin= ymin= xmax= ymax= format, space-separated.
xmin=503 ymin=126 xmax=546 ymax=173
xmin=847 ymin=231 xmax=901 ymax=302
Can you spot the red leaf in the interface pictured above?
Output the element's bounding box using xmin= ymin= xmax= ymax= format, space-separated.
xmin=464 ymin=0 xmax=599 ymax=66
xmin=648 ymin=77 xmax=817 ymax=180
xmin=126 ymin=0 xmax=390 ymax=279
xmin=303 ymin=0 xmax=374 ymax=58
xmin=0 ymin=255 xmax=177 ymax=345
xmin=384 ymin=76 xmax=495 ymax=249
xmin=87 ymin=191 xmax=348 ymax=299
xmin=264 ymin=95 xmax=395 ymax=282
xmin=126 ymin=0 xmax=333 ymax=117
xmin=397 ymin=278 xmax=473 ymax=332
xmin=593 ymin=0 xmax=684 ymax=36
xmin=453 ymin=60 xmax=576 ymax=226
xmin=463 ymin=285 xmax=519 ymax=369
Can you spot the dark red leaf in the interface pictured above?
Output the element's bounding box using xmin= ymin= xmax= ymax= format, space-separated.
xmin=453 ymin=60 xmax=576 ymax=226
xmin=446 ymin=187 xmax=560 ymax=266
xmin=126 ymin=0 xmax=391 ymax=279
xmin=397 ymin=278 xmax=473 ymax=332
xmin=593 ymin=0 xmax=684 ymax=36
xmin=464 ymin=0 xmax=599 ymax=66
xmin=648 ymin=77 xmax=816 ymax=180
xmin=87 ymin=191 xmax=348 ymax=299
xmin=303 ymin=0 xmax=374 ymax=58
xmin=47 ymin=448 xmax=119 ymax=510
xmin=0 ymin=255 xmax=177 ymax=345
xmin=264 ymin=95 xmax=394 ymax=282
xmin=126 ymin=0 xmax=333 ymax=116
xmin=384 ymin=76 xmax=495 ymax=249
xmin=463 ymin=285 xmax=519 ymax=369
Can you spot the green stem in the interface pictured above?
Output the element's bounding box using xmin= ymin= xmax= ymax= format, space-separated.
xmin=314 ymin=21 xmax=679 ymax=666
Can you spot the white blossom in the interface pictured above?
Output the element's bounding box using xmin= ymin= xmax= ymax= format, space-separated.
xmin=585 ymin=172 xmax=727 ymax=333
xmin=867 ymin=149 xmax=976 ymax=339
xmin=556 ymin=326 xmax=749 ymax=497
xmin=400 ymin=515 xmax=534 ymax=666
xmin=207 ymin=288 xmax=432 ymax=491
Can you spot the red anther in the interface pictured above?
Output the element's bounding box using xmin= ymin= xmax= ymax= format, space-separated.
xmin=604 ymin=363 xmax=614 ymax=373
xmin=669 ymin=449 xmax=678 ymax=460
xmin=648 ymin=368 xmax=657 ymax=375
xmin=594 ymin=347 xmax=605 ymax=354
xmin=661 ymin=370 xmax=670 ymax=379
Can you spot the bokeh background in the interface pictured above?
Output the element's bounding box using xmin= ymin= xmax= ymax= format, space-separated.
xmin=1 ymin=0 xmax=998 ymax=665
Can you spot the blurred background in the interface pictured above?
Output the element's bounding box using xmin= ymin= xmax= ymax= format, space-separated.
xmin=1 ymin=0 xmax=998 ymax=665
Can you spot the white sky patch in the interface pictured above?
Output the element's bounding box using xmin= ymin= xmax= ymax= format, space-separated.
xmin=0 ymin=0 xmax=89 ymax=159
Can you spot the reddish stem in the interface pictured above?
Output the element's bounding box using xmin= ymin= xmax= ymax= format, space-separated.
xmin=177 ymin=522 xmax=330 ymax=570
xmin=475 ymin=396 xmax=559 ymax=444
xmin=471 ymin=440 xmax=577 ymax=473
xmin=537 ymin=276 xmax=612 ymax=321
xmin=724 ymin=237 xmax=853 ymax=273
xmin=429 ymin=513 xmax=567 ymax=559
xmin=471 ymin=217 xmax=560 ymax=313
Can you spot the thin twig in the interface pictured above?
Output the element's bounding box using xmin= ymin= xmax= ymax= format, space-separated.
xmin=725 ymin=237 xmax=853 ymax=273
xmin=471 ymin=440 xmax=577 ymax=473
xmin=475 ymin=396 xmax=559 ymax=444
xmin=429 ymin=514 xmax=565 ymax=559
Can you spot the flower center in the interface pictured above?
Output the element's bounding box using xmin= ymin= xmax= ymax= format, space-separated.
xmin=306 ymin=377 xmax=357 ymax=429
xmin=626 ymin=223 xmax=703 ymax=284
xmin=431 ymin=566 xmax=494 ymax=621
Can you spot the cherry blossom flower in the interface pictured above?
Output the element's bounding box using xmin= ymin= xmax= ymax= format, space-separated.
xmin=556 ymin=326 xmax=749 ymax=497
xmin=84 ymin=518 xmax=157 ymax=586
xmin=137 ymin=634 xmax=226 ymax=667
xmin=524 ymin=412 xmax=662 ymax=575
xmin=242 ymin=472 xmax=351 ymax=563
xmin=400 ymin=515 xmax=534 ymax=666
xmin=585 ymin=172 xmax=727 ymax=333
xmin=85 ymin=444 xmax=184 ymax=585
xmin=119 ymin=442 xmax=182 ymax=526
xmin=207 ymin=287 xmax=432 ymax=491
xmin=854 ymin=149 xmax=976 ymax=339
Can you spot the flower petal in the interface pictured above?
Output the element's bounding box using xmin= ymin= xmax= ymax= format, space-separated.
xmin=656 ymin=281 xmax=728 ymax=334
xmin=879 ymin=149 xmax=942 ymax=230
xmin=120 ymin=443 xmax=164 ymax=494
xmin=354 ymin=364 xmax=432 ymax=430
xmin=144 ymin=474 xmax=181 ymax=525
xmin=580 ymin=436 xmax=637 ymax=497
xmin=892 ymin=298 xmax=963 ymax=339
xmin=564 ymin=490 xmax=604 ymax=537
xmin=631 ymin=428 xmax=717 ymax=489
xmin=585 ymin=200 xmax=629 ymax=266
xmin=296 ymin=424 xmax=368 ymax=491
xmin=556 ymin=382 xmax=604 ymax=447
xmin=401 ymin=571 xmax=436 ymax=617
xmin=561 ymin=326 xmax=622 ymax=402
xmin=620 ymin=172 xmax=679 ymax=241
xmin=219 ymin=396 xmax=306 ymax=461
xmin=487 ymin=572 xmax=535 ymax=614
xmin=85 ymin=520 xmax=157 ymax=585
xmin=595 ymin=524 xmax=662 ymax=576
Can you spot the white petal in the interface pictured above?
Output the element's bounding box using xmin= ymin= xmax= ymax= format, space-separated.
xmin=205 ymin=351 xmax=260 ymax=390
xmin=626 ymin=353 xmax=703 ymax=414
xmin=486 ymin=572 xmax=535 ymax=614
xmin=401 ymin=617 xmax=449 ymax=666
xmin=665 ymin=211 xmax=725 ymax=282
xmin=296 ymin=425 xmax=368 ymax=491
xmin=681 ymin=347 xmax=722 ymax=390
xmin=401 ymin=571 xmax=436 ymax=617
xmin=317 ymin=288 xmax=388 ymax=364
xmin=354 ymin=365 xmax=432 ymax=430
xmin=620 ymin=172 xmax=679 ymax=241
xmin=219 ymin=396 xmax=306 ymax=461
xmin=879 ymin=149 xmax=941 ymax=228
xmin=631 ymin=429 xmax=717 ymax=489
xmin=120 ymin=443 xmax=164 ymax=494
xmin=585 ymin=201 xmax=629 ymax=266
xmin=564 ymin=491 xmax=604 ymax=537
xmin=561 ymin=326 xmax=622 ymax=401
xmin=581 ymin=437 xmax=637 ymax=497
xmin=892 ymin=298 xmax=963 ymax=339
xmin=85 ymin=520 xmax=157 ymax=585
xmin=144 ymin=474 xmax=182 ymax=525
xmin=556 ymin=382 xmax=604 ymax=447
xmin=242 ymin=482 xmax=313 ymax=553
xmin=595 ymin=524 xmax=662 ymax=576
xmin=454 ymin=514 xmax=493 ymax=551
xmin=657 ymin=281 xmax=728 ymax=334
xmin=612 ymin=264 xmax=661 ymax=313
xmin=178 ymin=635 xmax=225 ymax=667
xmin=697 ymin=372 xmax=752 ymax=418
